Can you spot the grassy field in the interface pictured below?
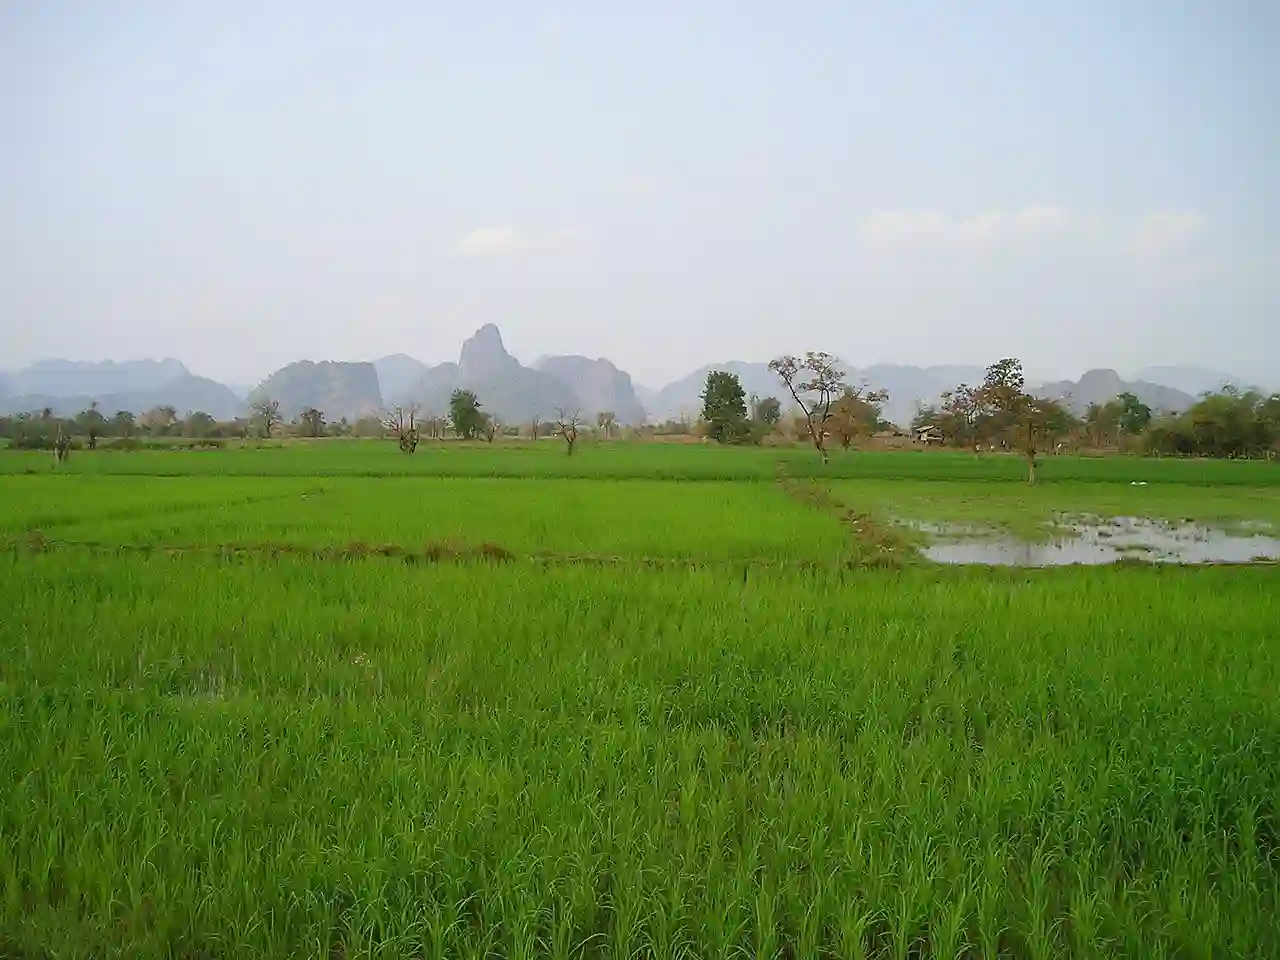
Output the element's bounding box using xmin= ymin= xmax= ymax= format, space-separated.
xmin=3 ymin=440 xmax=1279 ymax=484
xmin=0 ymin=476 xmax=850 ymax=562
xmin=1 ymin=441 xmax=1277 ymax=958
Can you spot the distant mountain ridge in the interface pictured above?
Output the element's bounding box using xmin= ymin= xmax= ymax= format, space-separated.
xmin=250 ymin=361 xmax=382 ymax=420
xmin=3 ymin=342 xmax=1263 ymax=427
xmin=372 ymin=354 xmax=431 ymax=405
xmin=1131 ymin=365 xmax=1257 ymax=398
xmin=640 ymin=361 xmax=987 ymax=428
xmin=1032 ymin=369 xmax=1194 ymax=414
xmin=0 ymin=374 xmax=243 ymax=420
xmin=534 ymin=355 xmax=646 ymax=426
xmin=5 ymin=358 xmax=189 ymax=398
xmin=395 ymin=325 xmax=593 ymax=424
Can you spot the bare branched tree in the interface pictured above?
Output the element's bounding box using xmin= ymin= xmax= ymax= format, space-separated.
xmin=482 ymin=414 xmax=500 ymax=443
xmin=554 ymin=408 xmax=581 ymax=456
xmin=382 ymin=404 xmax=422 ymax=454
xmin=769 ymin=352 xmax=882 ymax=464
xmin=53 ymin=423 xmax=71 ymax=463
xmin=250 ymin=398 xmax=282 ymax=439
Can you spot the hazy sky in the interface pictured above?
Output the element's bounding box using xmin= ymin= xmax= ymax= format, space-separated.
xmin=2 ymin=1 xmax=1277 ymax=388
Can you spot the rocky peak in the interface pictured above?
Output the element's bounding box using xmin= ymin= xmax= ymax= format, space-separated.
xmin=1076 ymin=369 xmax=1124 ymax=394
xmin=459 ymin=324 xmax=518 ymax=380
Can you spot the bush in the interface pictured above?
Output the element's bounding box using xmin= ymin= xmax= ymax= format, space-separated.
xmin=9 ymin=435 xmax=80 ymax=452
xmin=102 ymin=437 xmax=145 ymax=452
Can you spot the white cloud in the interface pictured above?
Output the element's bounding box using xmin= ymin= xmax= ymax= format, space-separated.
xmin=861 ymin=204 xmax=1074 ymax=248
xmin=454 ymin=225 xmax=581 ymax=256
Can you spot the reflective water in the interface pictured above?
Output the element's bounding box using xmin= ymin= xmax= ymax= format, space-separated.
xmin=903 ymin=515 xmax=1280 ymax=566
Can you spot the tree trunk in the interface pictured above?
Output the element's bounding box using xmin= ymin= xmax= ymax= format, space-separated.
xmin=805 ymin=417 xmax=828 ymax=463
xmin=1027 ymin=453 xmax=1037 ymax=485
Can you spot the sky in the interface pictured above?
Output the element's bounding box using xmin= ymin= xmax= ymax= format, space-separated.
xmin=1 ymin=1 xmax=1277 ymax=389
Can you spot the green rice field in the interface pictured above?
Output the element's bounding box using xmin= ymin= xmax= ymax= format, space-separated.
xmin=1 ymin=442 xmax=1277 ymax=958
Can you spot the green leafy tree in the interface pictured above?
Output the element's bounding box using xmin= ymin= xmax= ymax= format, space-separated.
xmin=700 ymin=370 xmax=749 ymax=443
xmin=1084 ymin=402 xmax=1120 ymax=447
xmin=449 ymin=389 xmax=485 ymax=440
xmin=937 ymin=385 xmax=982 ymax=447
xmin=1116 ymin=392 xmax=1152 ymax=435
xmin=75 ymin=401 xmax=106 ymax=449
xmin=1146 ymin=389 xmax=1278 ymax=458
xmin=974 ymin=358 xmax=1026 ymax=445
xmin=111 ymin=410 xmax=136 ymax=438
xmin=967 ymin=358 xmax=1078 ymax=483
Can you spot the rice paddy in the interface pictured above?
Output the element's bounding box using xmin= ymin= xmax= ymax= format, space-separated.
xmin=1 ymin=442 xmax=1277 ymax=957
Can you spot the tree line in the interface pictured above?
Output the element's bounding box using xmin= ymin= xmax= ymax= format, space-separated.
xmin=6 ymin=362 xmax=1276 ymax=470
xmin=914 ymin=373 xmax=1280 ymax=461
xmin=698 ymin=353 xmax=1280 ymax=480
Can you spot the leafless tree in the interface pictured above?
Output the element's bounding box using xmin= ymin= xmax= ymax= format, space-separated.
xmin=53 ymin=423 xmax=71 ymax=463
xmin=298 ymin=407 xmax=325 ymax=438
xmin=596 ymin=410 xmax=617 ymax=439
xmin=554 ymin=408 xmax=581 ymax=456
xmin=482 ymin=414 xmax=500 ymax=443
xmin=250 ymin=398 xmax=282 ymax=438
xmin=382 ymin=404 xmax=422 ymax=454
xmin=769 ymin=353 xmax=885 ymax=463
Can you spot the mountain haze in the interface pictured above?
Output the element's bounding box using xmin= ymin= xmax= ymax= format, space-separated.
xmin=373 ymin=354 xmax=432 ymax=405
xmin=5 ymin=358 xmax=189 ymax=398
xmin=643 ymin=362 xmax=783 ymax=423
xmin=0 ymin=374 xmax=243 ymax=419
xmin=639 ymin=361 xmax=990 ymax=428
xmin=1132 ymin=366 xmax=1258 ymax=398
xmin=1032 ymin=370 xmax=1195 ymax=414
xmin=251 ymin=361 xmax=382 ymax=420
xmin=533 ymin=355 xmax=645 ymax=425
xmin=2 ymin=337 xmax=1258 ymax=429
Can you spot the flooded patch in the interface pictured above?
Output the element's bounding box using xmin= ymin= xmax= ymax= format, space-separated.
xmin=901 ymin=515 xmax=1280 ymax=566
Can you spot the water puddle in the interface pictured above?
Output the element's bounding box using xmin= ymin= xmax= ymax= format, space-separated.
xmin=901 ymin=515 xmax=1280 ymax=566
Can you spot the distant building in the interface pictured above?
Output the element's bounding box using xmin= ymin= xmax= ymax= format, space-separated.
xmin=916 ymin=426 xmax=943 ymax=446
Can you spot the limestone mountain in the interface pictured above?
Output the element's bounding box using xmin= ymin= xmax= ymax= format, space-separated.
xmin=402 ymin=325 xmax=581 ymax=424
xmin=373 ymin=354 xmax=432 ymax=405
xmin=250 ymin=361 xmax=382 ymax=420
xmin=641 ymin=362 xmax=783 ymax=423
xmin=1133 ymin=365 xmax=1252 ymax=398
xmin=534 ymin=355 xmax=646 ymax=425
xmin=0 ymin=374 xmax=244 ymax=420
xmin=1032 ymin=369 xmax=1194 ymax=414
xmin=4 ymin=358 xmax=189 ymax=398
